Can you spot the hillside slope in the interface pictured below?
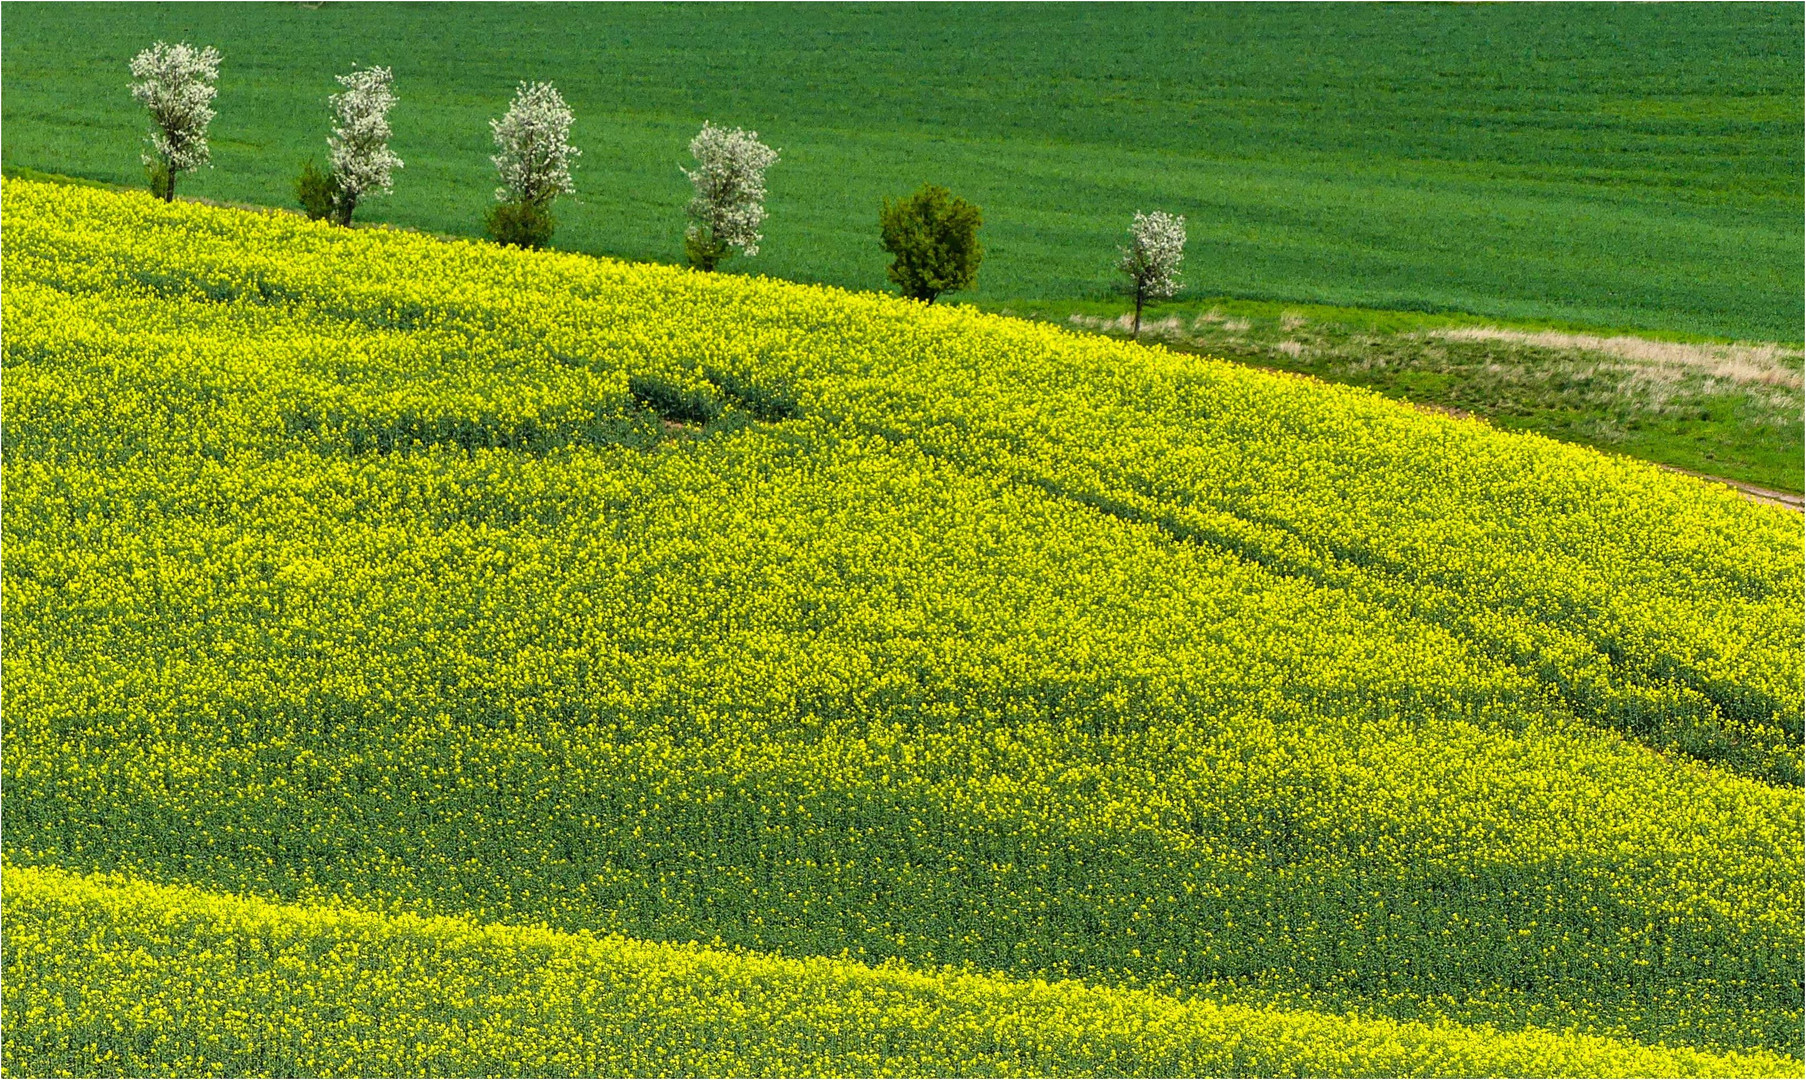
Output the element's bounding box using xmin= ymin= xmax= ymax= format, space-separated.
xmin=4 ymin=181 xmax=1801 ymax=1074
xmin=8 ymin=864 xmax=1798 ymax=1079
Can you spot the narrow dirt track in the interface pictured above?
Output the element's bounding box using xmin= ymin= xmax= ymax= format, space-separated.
xmin=1657 ymin=464 xmax=1804 ymax=512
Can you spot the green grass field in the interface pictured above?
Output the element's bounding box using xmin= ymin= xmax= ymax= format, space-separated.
xmin=2 ymin=2 xmax=1800 ymax=341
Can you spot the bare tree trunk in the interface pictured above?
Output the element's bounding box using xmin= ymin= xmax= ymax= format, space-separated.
xmin=1133 ymin=285 xmax=1144 ymax=337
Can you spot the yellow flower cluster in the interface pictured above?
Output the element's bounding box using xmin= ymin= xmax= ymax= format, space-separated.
xmin=4 ymin=179 xmax=1801 ymax=1073
xmin=7 ymin=864 xmax=1798 ymax=1079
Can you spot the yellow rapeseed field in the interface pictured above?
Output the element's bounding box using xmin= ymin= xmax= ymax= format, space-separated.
xmin=9 ymin=864 xmax=1799 ymax=1079
xmin=3 ymin=179 xmax=1801 ymax=1076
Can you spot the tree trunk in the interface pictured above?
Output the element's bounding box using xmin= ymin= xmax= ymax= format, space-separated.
xmin=1133 ymin=286 xmax=1144 ymax=337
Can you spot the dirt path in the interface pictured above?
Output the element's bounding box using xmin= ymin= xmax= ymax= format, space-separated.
xmin=1656 ymin=464 xmax=1804 ymax=512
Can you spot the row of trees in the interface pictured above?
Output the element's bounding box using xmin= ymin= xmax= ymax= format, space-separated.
xmin=128 ymin=41 xmax=1185 ymax=321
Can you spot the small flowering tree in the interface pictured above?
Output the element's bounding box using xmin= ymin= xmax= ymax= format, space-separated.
xmin=682 ymin=122 xmax=779 ymax=271
xmin=486 ymin=81 xmax=579 ymax=248
xmin=1118 ymin=210 xmax=1186 ymax=336
xmin=325 ymin=65 xmax=402 ymax=226
xmin=128 ymin=41 xmax=221 ymax=201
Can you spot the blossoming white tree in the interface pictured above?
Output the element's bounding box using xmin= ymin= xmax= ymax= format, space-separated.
xmin=128 ymin=41 xmax=221 ymax=201
xmin=1118 ymin=210 xmax=1186 ymax=336
xmin=491 ymin=81 xmax=579 ymax=206
xmin=484 ymin=81 xmax=578 ymax=248
xmin=682 ymin=122 xmax=779 ymax=271
xmin=326 ymin=65 xmax=402 ymax=226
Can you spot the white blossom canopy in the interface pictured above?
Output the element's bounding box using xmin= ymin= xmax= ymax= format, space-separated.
xmin=329 ymin=66 xmax=402 ymax=200
xmin=129 ymin=41 xmax=221 ymax=174
xmin=1118 ymin=209 xmax=1187 ymax=302
xmin=491 ymin=81 xmax=579 ymax=205
xmin=683 ymin=122 xmax=780 ymax=258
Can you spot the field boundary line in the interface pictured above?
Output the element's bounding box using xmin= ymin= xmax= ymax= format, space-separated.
xmin=1654 ymin=465 xmax=1805 ymax=513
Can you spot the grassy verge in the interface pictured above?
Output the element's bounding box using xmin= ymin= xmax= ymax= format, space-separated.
xmin=0 ymin=164 xmax=117 ymax=190
xmin=997 ymin=297 xmax=1805 ymax=494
